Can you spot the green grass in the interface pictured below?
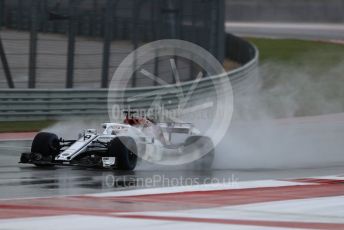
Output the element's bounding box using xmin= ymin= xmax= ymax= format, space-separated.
xmin=0 ymin=120 xmax=56 ymax=133
xmin=245 ymin=38 xmax=344 ymax=117
xmin=246 ymin=38 xmax=344 ymax=69
xmin=246 ymin=37 xmax=344 ymax=86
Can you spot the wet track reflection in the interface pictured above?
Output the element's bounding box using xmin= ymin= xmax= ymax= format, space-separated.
xmin=1 ymin=140 xmax=344 ymax=199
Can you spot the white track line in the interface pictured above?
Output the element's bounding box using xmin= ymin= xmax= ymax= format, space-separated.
xmin=88 ymin=180 xmax=309 ymax=197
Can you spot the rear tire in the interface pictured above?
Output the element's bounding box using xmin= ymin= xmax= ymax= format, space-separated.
xmin=31 ymin=132 xmax=60 ymax=167
xmin=108 ymin=137 xmax=138 ymax=171
xmin=184 ymin=136 xmax=215 ymax=170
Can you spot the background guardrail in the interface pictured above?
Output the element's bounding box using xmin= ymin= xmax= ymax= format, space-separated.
xmin=0 ymin=0 xmax=225 ymax=89
xmin=0 ymin=34 xmax=258 ymax=121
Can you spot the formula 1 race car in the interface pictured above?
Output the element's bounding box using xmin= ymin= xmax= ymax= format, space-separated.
xmin=19 ymin=112 xmax=215 ymax=171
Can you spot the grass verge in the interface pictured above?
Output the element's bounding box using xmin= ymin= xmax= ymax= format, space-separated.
xmin=246 ymin=37 xmax=344 ymax=68
xmin=246 ymin=37 xmax=344 ymax=117
xmin=0 ymin=120 xmax=56 ymax=133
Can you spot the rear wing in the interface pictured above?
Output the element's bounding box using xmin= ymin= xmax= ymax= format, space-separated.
xmin=158 ymin=122 xmax=193 ymax=134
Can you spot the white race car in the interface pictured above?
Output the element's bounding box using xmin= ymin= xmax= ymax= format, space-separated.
xmin=20 ymin=112 xmax=215 ymax=171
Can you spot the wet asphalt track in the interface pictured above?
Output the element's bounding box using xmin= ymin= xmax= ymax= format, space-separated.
xmin=1 ymin=140 xmax=344 ymax=200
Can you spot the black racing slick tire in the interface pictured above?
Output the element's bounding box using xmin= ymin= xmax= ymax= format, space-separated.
xmin=184 ymin=135 xmax=215 ymax=170
xmin=108 ymin=137 xmax=138 ymax=171
xmin=31 ymin=132 xmax=60 ymax=167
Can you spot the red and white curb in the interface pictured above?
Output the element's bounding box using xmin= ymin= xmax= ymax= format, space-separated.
xmin=0 ymin=175 xmax=343 ymax=229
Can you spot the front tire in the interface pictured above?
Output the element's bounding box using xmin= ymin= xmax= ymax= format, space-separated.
xmin=108 ymin=137 xmax=138 ymax=171
xmin=31 ymin=132 xmax=60 ymax=167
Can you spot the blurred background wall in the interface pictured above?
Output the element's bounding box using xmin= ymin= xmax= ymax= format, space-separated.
xmin=0 ymin=0 xmax=226 ymax=88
